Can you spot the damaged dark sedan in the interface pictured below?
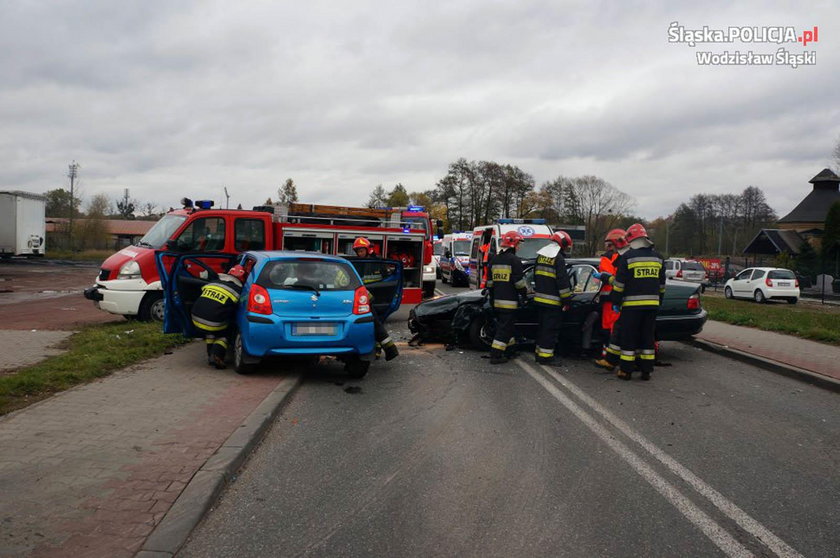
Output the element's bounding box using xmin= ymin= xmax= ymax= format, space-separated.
xmin=407 ymin=259 xmax=707 ymax=352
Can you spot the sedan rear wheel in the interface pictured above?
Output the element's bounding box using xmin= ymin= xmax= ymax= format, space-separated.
xmin=724 ymin=287 xmax=733 ymax=299
xmin=753 ymin=289 xmax=765 ymax=303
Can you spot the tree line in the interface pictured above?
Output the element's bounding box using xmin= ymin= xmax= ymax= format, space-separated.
xmin=646 ymin=187 xmax=777 ymax=257
xmin=366 ymin=158 xmax=636 ymax=255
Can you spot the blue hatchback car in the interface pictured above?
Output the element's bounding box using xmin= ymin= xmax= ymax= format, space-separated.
xmin=157 ymin=251 xmax=403 ymax=378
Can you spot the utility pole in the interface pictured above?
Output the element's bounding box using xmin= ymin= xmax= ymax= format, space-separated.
xmin=224 ymin=187 xmax=230 ymax=209
xmin=68 ymin=161 xmax=79 ymax=250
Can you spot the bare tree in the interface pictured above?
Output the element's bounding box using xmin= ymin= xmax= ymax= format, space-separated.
xmin=277 ymin=178 xmax=299 ymax=204
xmin=366 ymin=185 xmax=388 ymax=208
xmin=832 ymin=135 xmax=840 ymax=174
xmin=564 ymin=176 xmax=634 ymax=254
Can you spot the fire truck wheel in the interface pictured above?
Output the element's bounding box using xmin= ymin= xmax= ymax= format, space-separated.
xmin=138 ymin=292 xmax=165 ymax=322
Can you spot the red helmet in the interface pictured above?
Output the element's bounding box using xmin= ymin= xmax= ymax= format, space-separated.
xmin=228 ymin=265 xmax=246 ymax=281
xmin=500 ymin=231 xmax=524 ymax=248
xmin=551 ymin=230 xmax=573 ymax=251
xmin=625 ymin=223 xmax=649 ymax=243
xmin=353 ymin=237 xmax=371 ymax=251
xmin=605 ymin=228 xmax=628 ymax=250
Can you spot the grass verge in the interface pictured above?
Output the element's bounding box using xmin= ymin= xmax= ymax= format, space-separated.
xmin=702 ymin=296 xmax=840 ymax=345
xmin=0 ymin=321 xmax=188 ymax=415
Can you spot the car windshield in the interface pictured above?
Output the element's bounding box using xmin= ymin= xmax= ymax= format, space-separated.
xmin=683 ymin=262 xmax=706 ymax=271
xmin=517 ymin=237 xmax=554 ymax=260
xmin=768 ymin=270 xmax=795 ymax=279
xmin=453 ymin=241 xmax=470 ymax=256
xmin=138 ymin=214 xmax=186 ymax=248
xmin=433 ymin=243 xmax=443 ymax=256
xmin=257 ymin=260 xmax=361 ymax=291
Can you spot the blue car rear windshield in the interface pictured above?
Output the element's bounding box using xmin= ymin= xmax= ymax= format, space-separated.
xmin=257 ymin=260 xmax=361 ymax=291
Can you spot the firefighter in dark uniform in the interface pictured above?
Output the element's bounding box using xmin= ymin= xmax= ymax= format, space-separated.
xmin=191 ymin=264 xmax=246 ymax=369
xmin=353 ymin=237 xmax=398 ymax=361
xmin=533 ymin=230 xmax=573 ymax=365
xmin=594 ymin=229 xmax=628 ymax=370
xmin=487 ymin=231 xmax=527 ymax=365
xmin=610 ymin=224 xmax=665 ymax=381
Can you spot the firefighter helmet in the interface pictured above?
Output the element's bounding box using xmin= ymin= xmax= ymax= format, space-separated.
xmin=228 ymin=265 xmax=246 ymax=281
xmin=605 ymin=228 xmax=628 ymax=249
xmin=500 ymin=231 xmax=523 ymax=248
xmin=353 ymin=237 xmax=371 ymax=251
xmin=551 ymin=230 xmax=573 ymax=251
xmin=625 ymin=223 xmax=649 ymax=243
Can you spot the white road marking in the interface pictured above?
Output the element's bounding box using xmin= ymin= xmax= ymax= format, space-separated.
xmin=515 ymin=359 xmax=754 ymax=558
xmin=536 ymin=363 xmax=803 ymax=558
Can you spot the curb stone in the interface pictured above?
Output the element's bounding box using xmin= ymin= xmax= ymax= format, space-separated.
xmin=689 ymin=338 xmax=840 ymax=393
xmin=139 ymin=373 xmax=303 ymax=556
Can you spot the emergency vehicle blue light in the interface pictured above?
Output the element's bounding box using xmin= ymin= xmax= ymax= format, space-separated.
xmin=195 ymin=200 xmax=215 ymax=209
xmin=497 ymin=219 xmax=513 ymax=224
xmin=407 ymin=205 xmax=425 ymax=212
xmin=402 ymin=225 xmax=411 ymax=233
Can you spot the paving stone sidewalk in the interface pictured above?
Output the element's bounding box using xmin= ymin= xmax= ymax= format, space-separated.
xmin=695 ymin=320 xmax=840 ymax=382
xmin=0 ymin=344 xmax=289 ymax=558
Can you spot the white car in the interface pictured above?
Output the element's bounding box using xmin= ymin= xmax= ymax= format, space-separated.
xmin=724 ymin=267 xmax=800 ymax=304
xmin=665 ymin=259 xmax=708 ymax=283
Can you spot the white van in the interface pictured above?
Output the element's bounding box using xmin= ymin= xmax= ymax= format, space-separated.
xmin=468 ymin=219 xmax=555 ymax=289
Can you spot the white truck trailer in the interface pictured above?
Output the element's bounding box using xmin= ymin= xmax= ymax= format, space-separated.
xmin=0 ymin=191 xmax=46 ymax=257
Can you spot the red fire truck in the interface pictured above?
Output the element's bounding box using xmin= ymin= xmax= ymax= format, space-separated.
xmin=84 ymin=199 xmax=438 ymax=321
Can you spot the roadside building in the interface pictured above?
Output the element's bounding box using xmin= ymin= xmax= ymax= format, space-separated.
xmin=743 ymin=168 xmax=840 ymax=258
xmin=46 ymin=218 xmax=154 ymax=250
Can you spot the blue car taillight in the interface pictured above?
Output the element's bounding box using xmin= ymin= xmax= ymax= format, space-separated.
xmin=248 ymin=284 xmax=273 ymax=314
xmin=353 ymin=286 xmax=370 ymax=314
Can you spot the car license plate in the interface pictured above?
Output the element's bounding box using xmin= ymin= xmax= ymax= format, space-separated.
xmin=776 ymin=281 xmax=791 ymax=287
xmin=292 ymin=323 xmax=337 ymax=336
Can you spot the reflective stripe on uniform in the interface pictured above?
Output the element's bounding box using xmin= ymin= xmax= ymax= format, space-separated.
xmin=494 ymin=299 xmax=518 ymax=309
xmin=559 ymin=287 xmax=571 ymax=298
xmin=626 ymin=257 xmax=663 ymax=266
xmin=491 ymin=339 xmax=508 ymax=351
xmin=620 ymin=350 xmax=636 ymax=362
xmin=535 ymin=269 xmax=556 ymax=278
xmin=534 ymin=295 xmax=561 ymax=306
xmin=212 ymin=338 xmax=228 ymax=349
xmin=192 ymin=317 xmax=228 ymax=331
xmin=639 ymin=353 xmax=655 ymax=360
xmin=622 ymin=300 xmax=660 ymax=307
xmin=606 ymin=344 xmax=621 ymax=355
xmin=623 ymin=295 xmax=660 ymax=303
xmin=612 ymin=282 xmax=624 ymax=292
xmin=536 ymin=347 xmax=554 ymax=358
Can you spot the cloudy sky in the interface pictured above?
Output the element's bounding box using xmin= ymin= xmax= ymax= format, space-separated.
xmin=1 ymin=0 xmax=838 ymax=219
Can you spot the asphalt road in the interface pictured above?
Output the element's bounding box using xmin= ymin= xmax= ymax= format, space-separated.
xmin=179 ymin=283 xmax=839 ymax=558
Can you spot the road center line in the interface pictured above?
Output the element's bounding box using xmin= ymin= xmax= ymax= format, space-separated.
xmin=515 ymin=358 xmax=753 ymax=558
xmin=532 ymin=361 xmax=803 ymax=558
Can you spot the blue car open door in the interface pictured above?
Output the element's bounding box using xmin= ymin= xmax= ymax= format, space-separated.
xmin=155 ymin=252 xmax=239 ymax=336
xmin=343 ymin=257 xmax=404 ymax=318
